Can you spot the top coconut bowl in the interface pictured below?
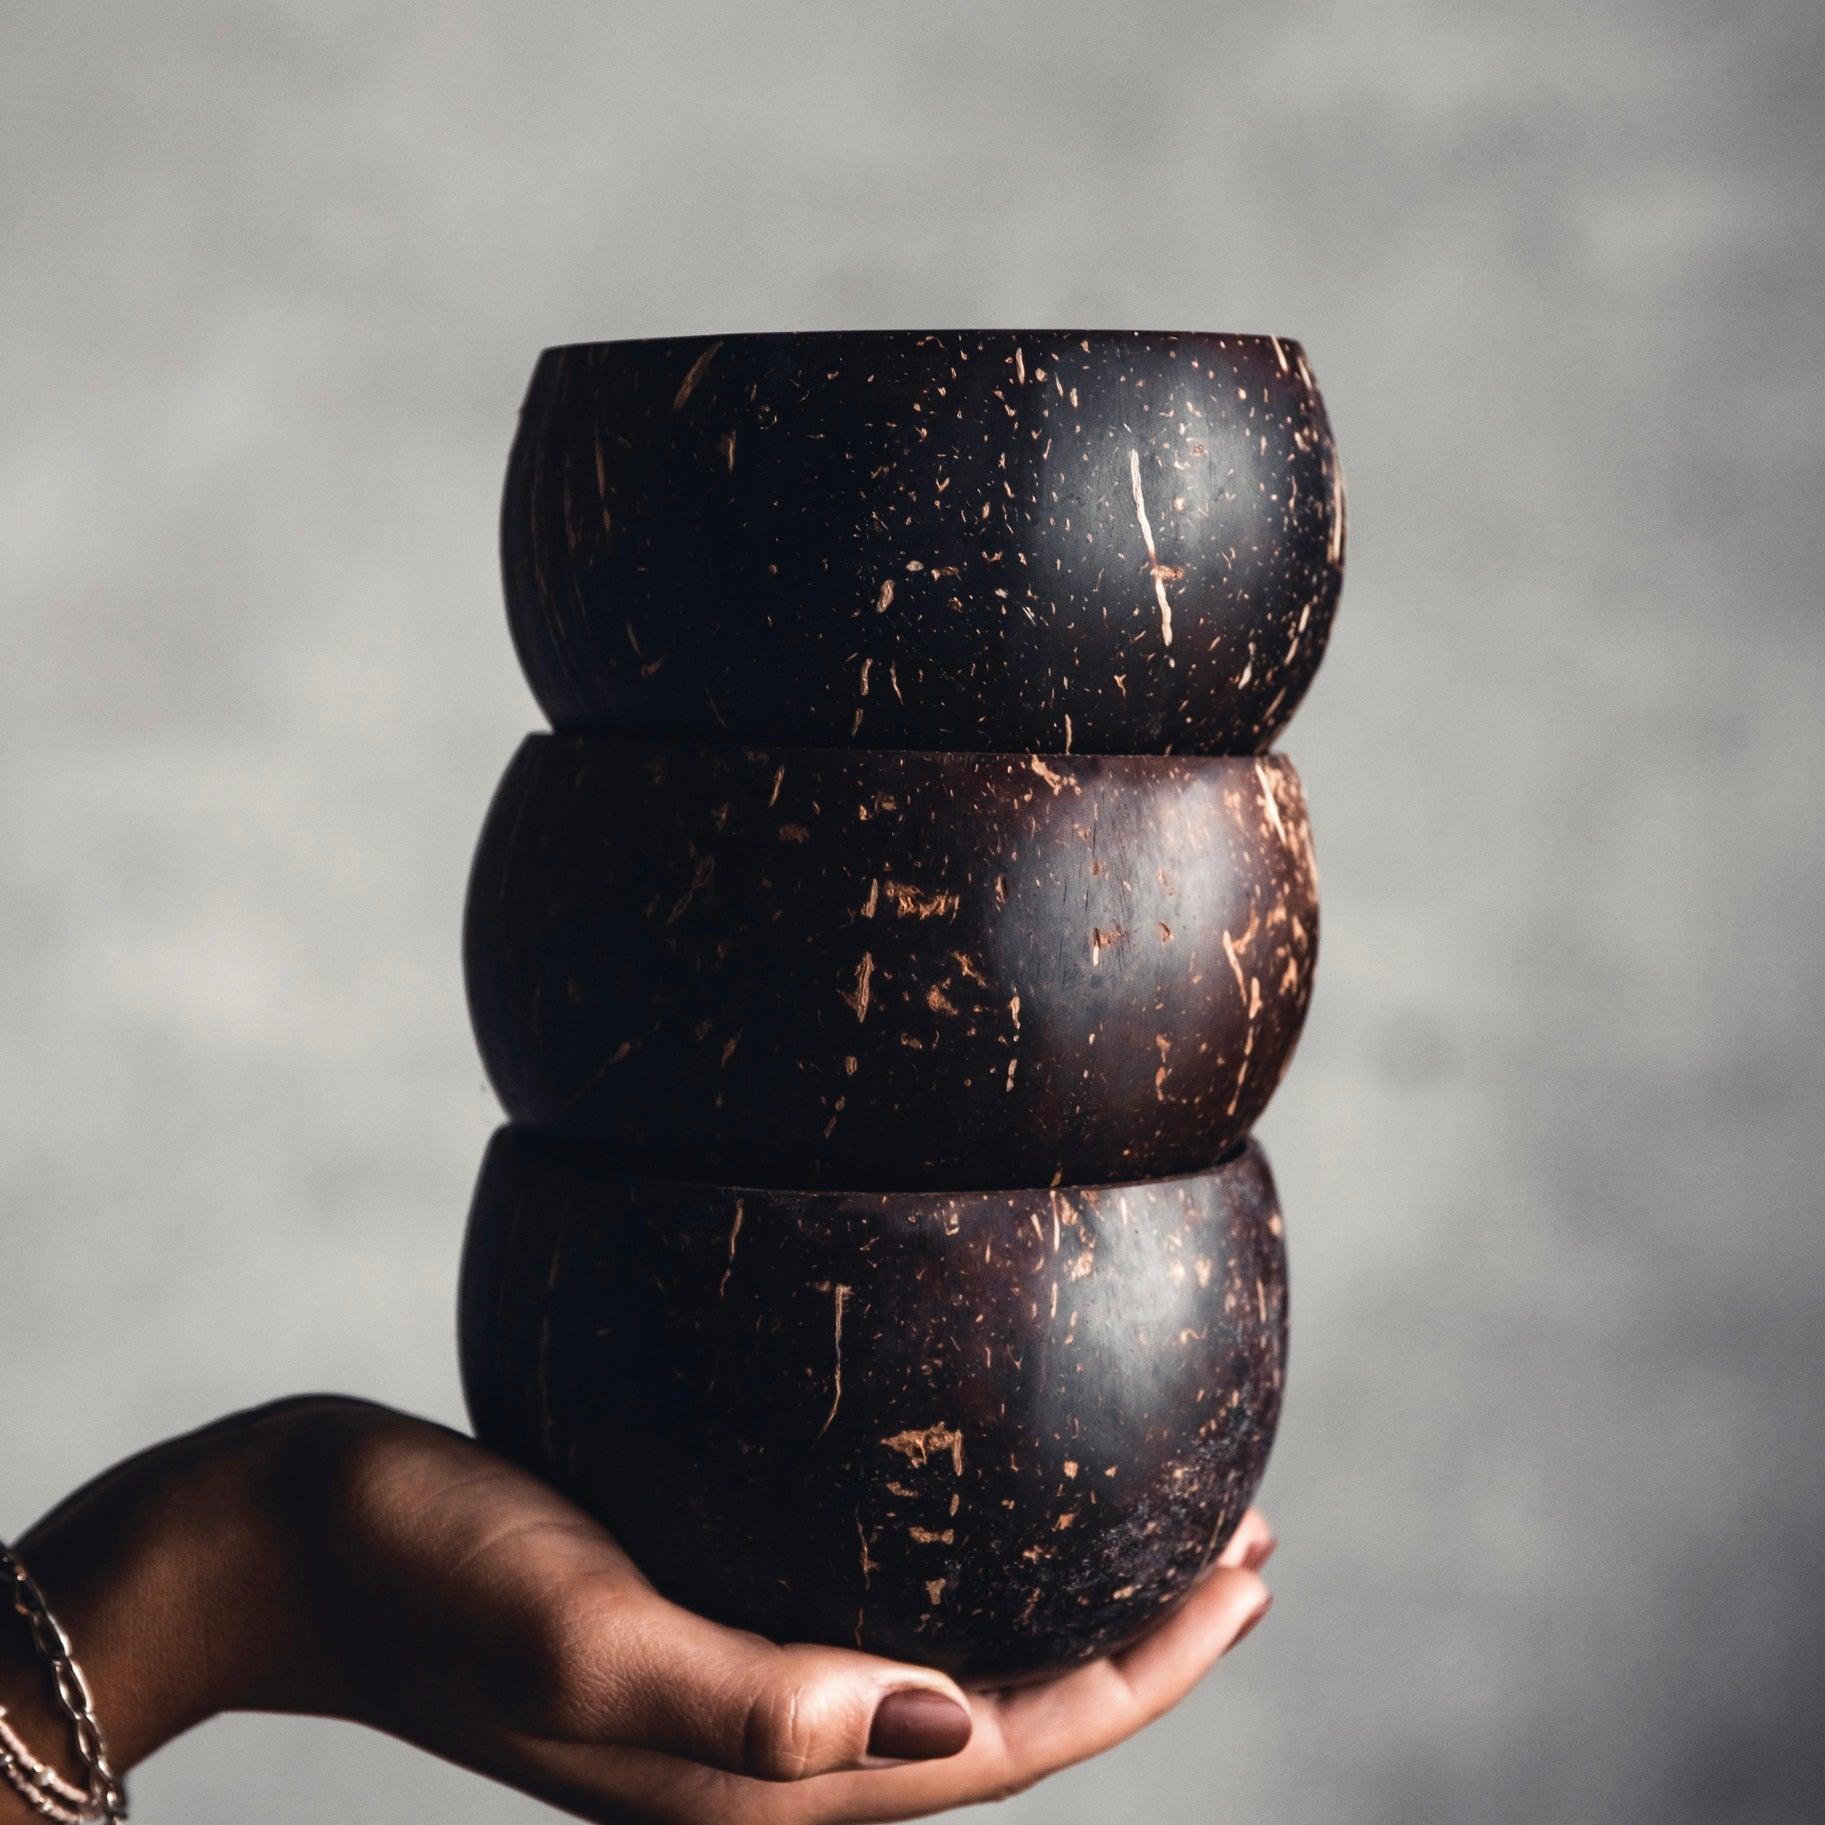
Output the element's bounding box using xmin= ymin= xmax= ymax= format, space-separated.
xmin=502 ymin=329 xmax=1344 ymax=755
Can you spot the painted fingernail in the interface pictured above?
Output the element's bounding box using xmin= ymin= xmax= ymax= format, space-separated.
xmin=868 ymin=1689 xmax=973 ymax=1762
xmin=1243 ymin=1535 xmax=1278 ymax=1572
xmin=1228 ymin=1594 xmax=1273 ymax=1653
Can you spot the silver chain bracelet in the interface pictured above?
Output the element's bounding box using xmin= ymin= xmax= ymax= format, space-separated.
xmin=0 ymin=1545 xmax=127 ymax=1823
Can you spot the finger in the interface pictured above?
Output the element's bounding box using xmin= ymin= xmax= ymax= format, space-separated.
xmin=733 ymin=1565 xmax=1275 ymax=1825
xmin=1215 ymin=1507 xmax=1276 ymax=1573
xmin=1108 ymin=1563 xmax=1272 ymax=1698
xmin=550 ymin=1583 xmax=974 ymax=1782
xmin=984 ymin=1564 xmax=1271 ymax=1783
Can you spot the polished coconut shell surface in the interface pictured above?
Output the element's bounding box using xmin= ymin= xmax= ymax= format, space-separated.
xmin=502 ymin=329 xmax=1344 ymax=754
xmin=464 ymin=737 xmax=1319 ymax=1191
xmin=458 ymin=1127 xmax=1288 ymax=1682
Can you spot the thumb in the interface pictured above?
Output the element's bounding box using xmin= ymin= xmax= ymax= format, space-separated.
xmin=561 ymin=1588 xmax=975 ymax=1780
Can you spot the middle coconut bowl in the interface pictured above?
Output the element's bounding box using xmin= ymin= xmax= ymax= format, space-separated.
xmin=465 ymin=736 xmax=1319 ymax=1191
xmin=458 ymin=1126 xmax=1289 ymax=1683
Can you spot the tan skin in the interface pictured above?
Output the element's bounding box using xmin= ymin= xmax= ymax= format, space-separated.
xmin=0 ymin=1398 xmax=1274 ymax=1823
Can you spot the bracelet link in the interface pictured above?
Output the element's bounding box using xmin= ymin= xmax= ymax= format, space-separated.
xmin=0 ymin=1545 xmax=127 ymax=1824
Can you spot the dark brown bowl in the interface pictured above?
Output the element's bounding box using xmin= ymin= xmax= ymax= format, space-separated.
xmin=458 ymin=1127 xmax=1288 ymax=1683
xmin=502 ymin=329 xmax=1344 ymax=755
xmin=464 ymin=737 xmax=1319 ymax=1190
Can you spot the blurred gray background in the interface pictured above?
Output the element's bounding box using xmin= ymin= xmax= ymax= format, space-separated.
xmin=3 ymin=2 xmax=1821 ymax=1820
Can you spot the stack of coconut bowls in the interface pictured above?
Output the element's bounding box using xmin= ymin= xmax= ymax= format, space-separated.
xmin=458 ymin=330 xmax=1344 ymax=1683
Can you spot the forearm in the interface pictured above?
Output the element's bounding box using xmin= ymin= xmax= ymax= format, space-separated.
xmin=0 ymin=1411 xmax=302 ymax=1816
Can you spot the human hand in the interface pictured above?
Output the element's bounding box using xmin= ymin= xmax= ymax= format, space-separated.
xmin=2 ymin=1398 xmax=1274 ymax=1824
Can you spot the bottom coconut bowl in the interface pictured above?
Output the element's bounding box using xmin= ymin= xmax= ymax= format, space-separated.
xmin=458 ymin=1129 xmax=1288 ymax=1684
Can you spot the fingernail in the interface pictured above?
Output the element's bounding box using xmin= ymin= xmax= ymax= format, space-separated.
xmin=1228 ymin=1594 xmax=1272 ymax=1653
xmin=1243 ymin=1535 xmax=1277 ymax=1572
xmin=868 ymin=1688 xmax=973 ymax=1762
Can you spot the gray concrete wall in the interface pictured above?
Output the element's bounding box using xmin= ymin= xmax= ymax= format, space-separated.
xmin=3 ymin=3 xmax=1820 ymax=1819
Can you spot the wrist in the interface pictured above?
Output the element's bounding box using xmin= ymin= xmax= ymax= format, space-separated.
xmin=0 ymin=1406 xmax=306 ymax=1785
